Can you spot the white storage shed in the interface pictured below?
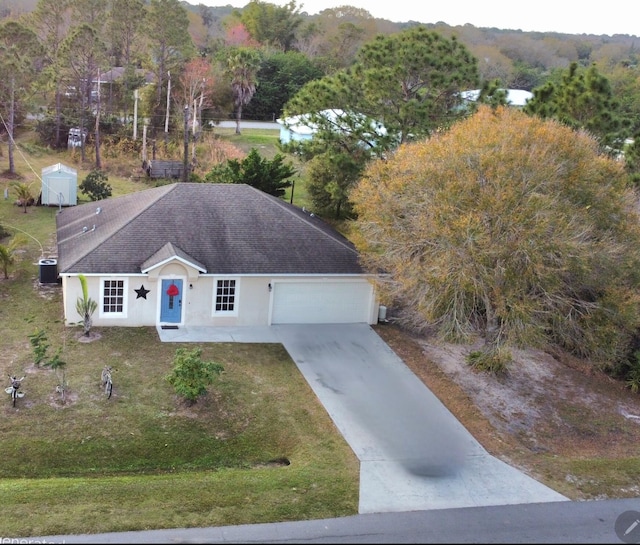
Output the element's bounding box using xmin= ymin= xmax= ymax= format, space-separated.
xmin=41 ymin=163 xmax=77 ymax=206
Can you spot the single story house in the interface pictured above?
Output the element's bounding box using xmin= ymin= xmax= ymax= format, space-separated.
xmin=55 ymin=183 xmax=379 ymax=329
xmin=276 ymin=108 xmax=387 ymax=145
xmin=92 ymin=67 xmax=155 ymax=99
xmin=276 ymin=113 xmax=317 ymax=144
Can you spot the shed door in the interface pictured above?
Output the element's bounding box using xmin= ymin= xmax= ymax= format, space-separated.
xmin=271 ymin=281 xmax=372 ymax=324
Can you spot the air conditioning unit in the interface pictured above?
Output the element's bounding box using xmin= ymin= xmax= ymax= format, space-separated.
xmin=38 ymin=258 xmax=59 ymax=284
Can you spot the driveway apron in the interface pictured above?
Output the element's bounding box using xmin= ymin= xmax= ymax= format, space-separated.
xmin=272 ymin=324 xmax=568 ymax=513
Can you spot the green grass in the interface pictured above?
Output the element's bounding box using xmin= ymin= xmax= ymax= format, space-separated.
xmin=0 ymin=137 xmax=357 ymax=537
xmin=2 ymin=467 xmax=357 ymax=536
xmin=533 ymin=455 xmax=640 ymax=500
xmin=213 ymin=127 xmax=282 ymax=155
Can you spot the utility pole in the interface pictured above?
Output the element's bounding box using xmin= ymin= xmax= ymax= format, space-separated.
xmin=164 ymin=71 xmax=171 ymax=152
xmin=95 ymin=69 xmax=102 ymax=170
xmin=192 ymin=99 xmax=197 ymax=135
xmin=182 ymin=105 xmax=189 ymax=183
xmin=192 ymin=99 xmax=197 ymax=165
xmin=142 ymin=124 xmax=147 ymax=163
xmin=133 ymin=89 xmax=138 ymax=140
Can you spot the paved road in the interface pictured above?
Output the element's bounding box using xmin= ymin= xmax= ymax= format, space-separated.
xmin=216 ymin=120 xmax=280 ymax=130
xmin=32 ymin=498 xmax=640 ymax=543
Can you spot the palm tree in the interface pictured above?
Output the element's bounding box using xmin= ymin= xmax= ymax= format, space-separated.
xmin=11 ymin=182 xmax=34 ymax=213
xmin=0 ymin=235 xmax=24 ymax=279
xmin=75 ymin=274 xmax=98 ymax=336
xmin=0 ymin=243 xmax=16 ymax=279
xmin=226 ymin=47 xmax=261 ymax=135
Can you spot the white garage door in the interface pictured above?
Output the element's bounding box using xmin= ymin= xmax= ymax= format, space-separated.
xmin=271 ymin=281 xmax=373 ymax=324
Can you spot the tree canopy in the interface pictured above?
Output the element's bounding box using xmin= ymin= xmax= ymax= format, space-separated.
xmin=242 ymin=50 xmax=323 ymax=121
xmin=145 ymin=0 xmax=195 ymax=135
xmin=350 ymin=105 xmax=640 ymax=368
xmin=239 ymin=0 xmax=303 ymax=52
xmin=524 ymin=61 xmax=627 ymax=150
xmin=204 ymin=148 xmax=295 ymax=198
xmin=281 ymin=25 xmax=480 ymax=218
xmin=284 ymin=26 xmax=480 ymax=154
xmin=0 ymin=19 xmax=43 ymax=173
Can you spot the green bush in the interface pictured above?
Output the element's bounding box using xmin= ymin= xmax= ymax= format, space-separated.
xmin=625 ymin=351 xmax=640 ymax=393
xmin=165 ymin=347 xmax=224 ymax=404
xmin=467 ymin=346 xmax=512 ymax=374
xmin=79 ymin=170 xmax=112 ymax=201
xmin=28 ymin=328 xmax=50 ymax=366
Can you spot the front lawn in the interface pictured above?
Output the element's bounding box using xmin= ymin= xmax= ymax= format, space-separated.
xmin=0 ymin=149 xmax=358 ymax=537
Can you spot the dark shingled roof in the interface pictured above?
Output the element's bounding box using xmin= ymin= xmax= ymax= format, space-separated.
xmin=56 ymin=183 xmax=363 ymax=275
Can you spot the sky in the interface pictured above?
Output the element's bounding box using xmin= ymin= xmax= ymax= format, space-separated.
xmin=198 ymin=1 xmax=639 ymax=37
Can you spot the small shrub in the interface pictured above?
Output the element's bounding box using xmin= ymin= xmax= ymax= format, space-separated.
xmin=79 ymin=170 xmax=112 ymax=201
xmin=0 ymin=235 xmax=26 ymax=279
xmin=626 ymin=351 xmax=640 ymax=393
xmin=11 ymin=181 xmax=34 ymax=212
xmin=44 ymin=348 xmax=68 ymax=401
xmin=28 ymin=328 xmax=50 ymax=366
xmin=165 ymin=347 xmax=224 ymax=404
xmin=467 ymin=346 xmax=512 ymax=374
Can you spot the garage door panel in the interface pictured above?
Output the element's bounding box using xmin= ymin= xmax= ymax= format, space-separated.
xmin=272 ymin=282 xmax=372 ymax=324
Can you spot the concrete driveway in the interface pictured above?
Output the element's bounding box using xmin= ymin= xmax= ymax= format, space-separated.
xmin=158 ymin=323 xmax=568 ymax=513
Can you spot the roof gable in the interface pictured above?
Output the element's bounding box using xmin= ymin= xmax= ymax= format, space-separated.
xmin=56 ymin=183 xmax=363 ymax=276
xmin=42 ymin=163 xmax=77 ymax=176
xmin=141 ymin=242 xmax=207 ymax=273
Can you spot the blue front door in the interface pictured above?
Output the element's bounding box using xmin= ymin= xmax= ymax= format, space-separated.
xmin=160 ymin=279 xmax=183 ymax=323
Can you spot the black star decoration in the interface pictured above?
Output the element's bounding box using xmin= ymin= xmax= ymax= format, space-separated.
xmin=135 ymin=285 xmax=150 ymax=299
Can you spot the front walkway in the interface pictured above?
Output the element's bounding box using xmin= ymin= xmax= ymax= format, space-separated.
xmin=156 ymin=325 xmax=279 ymax=343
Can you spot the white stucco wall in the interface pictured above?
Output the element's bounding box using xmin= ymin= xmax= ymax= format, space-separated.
xmin=62 ymin=261 xmax=379 ymax=328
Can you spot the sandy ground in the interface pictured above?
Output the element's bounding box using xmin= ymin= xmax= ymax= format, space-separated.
xmin=374 ymin=323 xmax=640 ymax=500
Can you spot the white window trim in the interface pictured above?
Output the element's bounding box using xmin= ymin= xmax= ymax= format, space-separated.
xmin=213 ymin=277 xmax=239 ymax=316
xmin=99 ymin=277 xmax=128 ymax=318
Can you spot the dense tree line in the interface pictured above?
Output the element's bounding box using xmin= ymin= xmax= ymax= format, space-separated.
xmin=1 ymin=1 xmax=639 ymax=132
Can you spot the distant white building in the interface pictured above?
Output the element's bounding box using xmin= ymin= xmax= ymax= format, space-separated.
xmin=460 ymin=88 xmax=534 ymax=107
xmin=276 ymin=113 xmax=316 ymax=144
xmin=277 ymin=109 xmax=387 ymax=145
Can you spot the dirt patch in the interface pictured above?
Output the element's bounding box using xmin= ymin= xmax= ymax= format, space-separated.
xmin=76 ymin=330 xmax=102 ymax=343
xmin=48 ymin=389 xmax=79 ymax=408
xmin=373 ymin=323 xmax=640 ymax=500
